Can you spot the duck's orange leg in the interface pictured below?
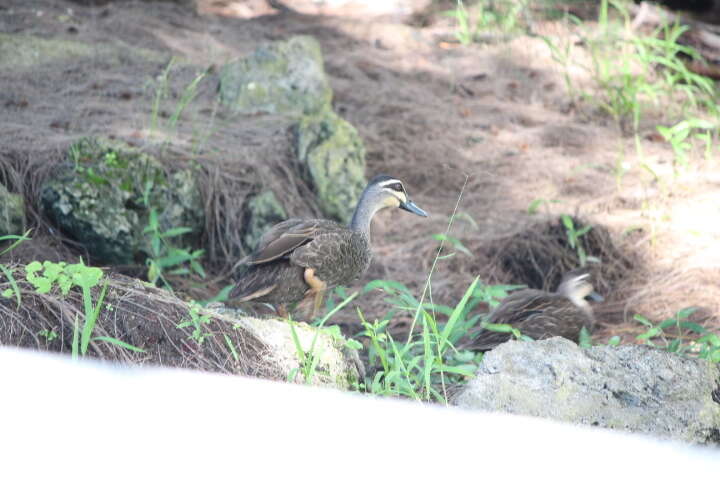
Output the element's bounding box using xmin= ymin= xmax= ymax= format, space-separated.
xmin=303 ymin=268 xmax=327 ymax=319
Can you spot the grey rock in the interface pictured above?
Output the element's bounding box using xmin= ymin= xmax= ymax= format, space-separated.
xmin=219 ymin=35 xmax=332 ymax=116
xmin=41 ymin=137 xmax=203 ymax=264
xmin=0 ymin=184 xmax=24 ymax=237
xmin=242 ymin=190 xmax=287 ymax=251
xmin=295 ymin=110 xmax=367 ymax=223
xmin=453 ymin=337 xmax=720 ymax=444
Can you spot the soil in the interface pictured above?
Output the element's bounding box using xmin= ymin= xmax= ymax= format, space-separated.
xmin=1 ymin=0 xmax=719 ymax=348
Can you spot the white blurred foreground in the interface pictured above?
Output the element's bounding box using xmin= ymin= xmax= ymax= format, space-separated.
xmin=1 ymin=347 xmax=718 ymax=478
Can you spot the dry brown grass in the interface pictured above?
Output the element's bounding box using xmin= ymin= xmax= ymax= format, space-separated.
xmin=0 ymin=265 xmax=282 ymax=377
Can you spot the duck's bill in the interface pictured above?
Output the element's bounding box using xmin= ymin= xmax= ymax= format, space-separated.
xmin=588 ymin=292 xmax=604 ymax=302
xmin=400 ymin=200 xmax=428 ymax=217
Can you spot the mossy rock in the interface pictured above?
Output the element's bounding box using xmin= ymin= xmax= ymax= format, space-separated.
xmin=214 ymin=310 xmax=363 ymax=390
xmin=41 ymin=138 xmax=203 ymax=264
xmin=0 ymin=184 xmax=24 ymax=237
xmin=295 ymin=110 xmax=367 ymax=223
xmin=0 ymin=33 xmax=162 ymax=70
xmin=218 ymin=35 xmax=332 ymax=116
xmin=242 ymin=190 xmax=287 ymax=251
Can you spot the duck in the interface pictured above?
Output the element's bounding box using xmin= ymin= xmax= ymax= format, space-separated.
xmin=229 ymin=175 xmax=428 ymax=318
xmin=463 ymin=269 xmax=603 ymax=352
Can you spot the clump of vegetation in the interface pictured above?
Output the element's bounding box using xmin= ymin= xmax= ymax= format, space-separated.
xmin=635 ymin=308 xmax=720 ymax=362
xmin=543 ymin=0 xmax=719 ymax=183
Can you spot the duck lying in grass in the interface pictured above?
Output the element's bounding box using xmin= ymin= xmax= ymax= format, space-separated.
xmin=229 ymin=175 xmax=428 ymax=318
xmin=464 ymin=269 xmax=603 ymax=352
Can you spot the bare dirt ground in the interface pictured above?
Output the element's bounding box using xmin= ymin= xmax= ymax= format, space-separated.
xmin=2 ymin=0 xmax=719 ymax=345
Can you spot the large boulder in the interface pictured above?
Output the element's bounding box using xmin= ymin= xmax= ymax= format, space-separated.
xmin=453 ymin=337 xmax=720 ymax=444
xmin=219 ymin=36 xmax=332 ymax=116
xmin=0 ymin=184 xmax=24 ymax=237
xmin=41 ymin=137 xmax=203 ymax=264
xmin=295 ymin=110 xmax=367 ymax=223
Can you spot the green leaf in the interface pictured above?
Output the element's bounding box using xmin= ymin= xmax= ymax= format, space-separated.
xmin=527 ymin=199 xmax=544 ymax=214
xmin=160 ymin=227 xmax=193 ymax=238
xmin=481 ymin=322 xmax=516 ymax=333
xmin=224 ymin=333 xmax=239 ymax=362
xmin=93 ymin=336 xmax=145 ymax=353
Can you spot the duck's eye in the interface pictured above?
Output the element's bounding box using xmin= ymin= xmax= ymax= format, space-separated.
xmin=389 ymin=183 xmax=403 ymax=192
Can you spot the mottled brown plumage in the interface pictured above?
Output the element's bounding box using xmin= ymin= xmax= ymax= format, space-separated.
xmin=229 ymin=175 xmax=428 ymax=316
xmin=464 ymin=269 xmax=602 ymax=352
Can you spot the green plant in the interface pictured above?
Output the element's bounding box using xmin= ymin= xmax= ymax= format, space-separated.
xmin=635 ymin=308 xmax=720 ymax=362
xmin=444 ymin=0 xmax=530 ymax=44
xmin=445 ymin=0 xmax=475 ymax=45
xmin=359 ymin=277 xmax=516 ymax=402
xmin=561 ymin=214 xmax=596 ymax=266
xmin=21 ymin=260 xmax=143 ymax=358
xmin=656 ymin=118 xmax=716 ymax=173
xmin=143 ymin=206 xmax=205 ymax=288
xmin=177 ymin=301 xmax=213 ymax=344
xmin=38 ymin=329 xmax=58 ymax=342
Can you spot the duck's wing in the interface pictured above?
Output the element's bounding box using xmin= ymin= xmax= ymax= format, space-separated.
xmin=289 ymin=227 xmax=354 ymax=270
xmin=243 ymin=219 xmax=329 ymax=265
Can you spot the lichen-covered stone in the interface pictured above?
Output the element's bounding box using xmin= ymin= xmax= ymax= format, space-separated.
xmin=295 ymin=110 xmax=366 ymax=223
xmin=210 ymin=305 xmax=363 ymax=389
xmin=453 ymin=337 xmax=720 ymax=444
xmin=0 ymin=33 xmax=162 ymax=69
xmin=0 ymin=184 xmax=24 ymax=237
xmin=41 ymin=138 xmax=203 ymax=264
xmin=218 ymin=35 xmax=332 ymax=115
xmin=242 ymin=190 xmax=287 ymax=250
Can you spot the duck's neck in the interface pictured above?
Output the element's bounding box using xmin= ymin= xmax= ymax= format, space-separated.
xmin=350 ymin=193 xmax=382 ymax=237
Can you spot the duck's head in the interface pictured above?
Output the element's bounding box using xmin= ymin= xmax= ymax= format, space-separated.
xmin=351 ymin=175 xmax=428 ymax=231
xmin=557 ymin=269 xmax=604 ymax=309
xmin=367 ymin=175 xmax=428 ymax=216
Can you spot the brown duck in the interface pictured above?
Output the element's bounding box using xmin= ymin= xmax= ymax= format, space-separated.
xmin=464 ymin=269 xmax=603 ymax=351
xmin=229 ymin=175 xmax=428 ymax=317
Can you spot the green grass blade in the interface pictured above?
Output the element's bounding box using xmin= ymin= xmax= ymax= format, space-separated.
xmin=0 ymin=229 xmax=32 ymax=256
xmin=71 ymin=314 xmax=80 ymax=360
xmin=223 ymin=333 xmax=239 ymax=362
xmin=80 ymin=280 xmax=108 ymax=355
xmin=440 ymin=277 xmax=479 ymax=352
xmin=93 ymin=336 xmax=145 ymax=353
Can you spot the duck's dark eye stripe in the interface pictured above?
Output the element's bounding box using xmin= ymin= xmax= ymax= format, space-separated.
xmin=388 ymin=183 xmax=403 ymax=192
